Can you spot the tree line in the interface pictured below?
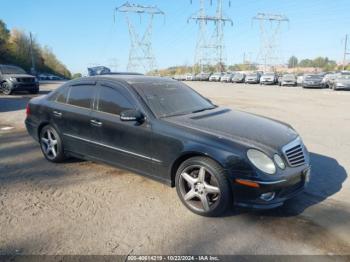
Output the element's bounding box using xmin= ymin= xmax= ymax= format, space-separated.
xmin=287 ymin=56 xmax=343 ymax=71
xmin=0 ymin=20 xmax=71 ymax=78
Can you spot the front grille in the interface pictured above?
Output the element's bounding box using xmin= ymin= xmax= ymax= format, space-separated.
xmin=17 ymin=78 xmax=34 ymax=83
xmin=282 ymin=138 xmax=306 ymax=167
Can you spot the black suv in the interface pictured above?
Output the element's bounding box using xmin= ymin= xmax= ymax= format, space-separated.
xmin=0 ymin=64 xmax=39 ymax=95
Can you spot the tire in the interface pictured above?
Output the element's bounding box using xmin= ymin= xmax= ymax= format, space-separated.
xmin=39 ymin=125 xmax=66 ymax=163
xmin=1 ymin=82 xmax=12 ymax=95
xmin=175 ymin=156 xmax=232 ymax=217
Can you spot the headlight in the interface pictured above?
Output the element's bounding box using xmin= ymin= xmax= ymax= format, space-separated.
xmin=247 ymin=149 xmax=276 ymax=175
xmin=273 ymin=154 xmax=286 ymax=170
xmin=9 ymin=77 xmax=17 ymax=82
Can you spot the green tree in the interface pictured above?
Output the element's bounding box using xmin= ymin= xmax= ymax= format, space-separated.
xmin=72 ymin=73 xmax=82 ymax=79
xmin=288 ymin=56 xmax=298 ymax=68
xmin=0 ymin=20 xmax=11 ymax=63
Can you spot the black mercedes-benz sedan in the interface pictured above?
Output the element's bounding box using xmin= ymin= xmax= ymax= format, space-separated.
xmin=25 ymin=75 xmax=311 ymax=216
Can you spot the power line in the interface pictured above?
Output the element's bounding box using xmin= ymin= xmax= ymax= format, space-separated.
xmin=115 ymin=2 xmax=165 ymax=73
xmin=343 ymin=34 xmax=350 ymax=70
xmin=189 ymin=0 xmax=233 ymax=72
xmin=252 ymin=13 xmax=289 ymax=71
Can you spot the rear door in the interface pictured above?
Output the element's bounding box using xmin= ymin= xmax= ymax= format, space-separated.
xmin=51 ymin=81 xmax=99 ymax=156
xmin=90 ymin=81 xmax=155 ymax=175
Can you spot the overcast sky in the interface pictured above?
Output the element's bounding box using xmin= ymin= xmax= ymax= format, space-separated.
xmin=2 ymin=0 xmax=349 ymax=73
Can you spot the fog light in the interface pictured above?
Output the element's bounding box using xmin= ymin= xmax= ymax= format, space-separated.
xmin=260 ymin=192 xmax=275 ymax=201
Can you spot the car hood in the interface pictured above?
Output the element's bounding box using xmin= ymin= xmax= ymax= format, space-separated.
xmin=261 ymin=76 xmax=274 ymax=80
xmin=3 ymin=73 xmax=35 ymax=78
xmin=304 ymin=78 xmax=322 ymax=82
xmin=337 ymin=79 xmax=350 ymax=85
xmin=165 ymin=108 xmax=298 ymax=151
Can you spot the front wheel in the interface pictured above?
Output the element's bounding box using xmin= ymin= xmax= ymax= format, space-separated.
xmin=175 ymin=157 xmax=232 ymax=217
xmin=40 ymin=125 xmax=66 ymax=163
xmin=1 ymin=82 xmax=12 ymax=95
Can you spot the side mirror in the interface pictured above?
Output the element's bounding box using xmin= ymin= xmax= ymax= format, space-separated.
xmin=120 ymin=109 xmax=145 ymax=123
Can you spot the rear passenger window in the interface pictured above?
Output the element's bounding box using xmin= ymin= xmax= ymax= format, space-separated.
xmin=67 ymin=85 xmax=95 ymax=109
xmin=54 ymin=86 xmax=69 ymax=103
xmin=98 ymin=86 xmax=134 ymax=115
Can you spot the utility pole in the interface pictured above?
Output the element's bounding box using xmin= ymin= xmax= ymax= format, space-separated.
xmin=115 ymin=2 xmax=164 ymax=73
xmin=343 ymin=34 xmax=349 ymax=70
xmin=189 ymin=0 xmax=233 ymax=72
xmin=29 ymin=32 xmax=36 ymax=75
xmin=252 ymin=13 xmax=289 ymax=72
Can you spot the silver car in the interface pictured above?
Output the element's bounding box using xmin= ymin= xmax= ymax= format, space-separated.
xmin=220 ymin=73 xmax=234 ymax=83
xmin=260 ymin=73 xmax=277 ymax=85
xmin=332 ymin=74 xmax=350 ymax=90
xmin=280 ymin=74 xmax=297 ymax=86
xmin=209 ymin=72 xmax=224 ymax=82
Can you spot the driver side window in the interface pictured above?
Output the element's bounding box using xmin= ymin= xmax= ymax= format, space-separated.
xmin=97 ymin=85 xmax=135 ymax=115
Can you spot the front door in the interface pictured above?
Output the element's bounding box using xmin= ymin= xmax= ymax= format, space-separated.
xmin=90 ymin=81 xmax=155 ymax=176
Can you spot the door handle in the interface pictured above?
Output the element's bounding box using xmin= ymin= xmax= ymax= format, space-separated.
xmin=53 ymin=111 xmax=62 ymax=118
xmin=90 ymin=119 xmax=103 ymax=127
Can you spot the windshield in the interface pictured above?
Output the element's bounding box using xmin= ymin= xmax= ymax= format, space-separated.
xmin=338 ymin=75 xmax=350 ymax=80
xmin=263 ymin=73 xmax=274 ymax=76
xmin=132 ymin=80 xmax=215 ymax=118
xmin=0 ymin=65 xmax=27 ymax=74
xmin=247 ymin=73 xmax=257 ymax=77
xmin=283 ymin=74 xmax=296 ymax=80
xmin=305 ymin=75 xmax=322 ymax=79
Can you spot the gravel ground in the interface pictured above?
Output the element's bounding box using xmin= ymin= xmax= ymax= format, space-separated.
xmin=0 ymin=81 xmax=349 ymax=255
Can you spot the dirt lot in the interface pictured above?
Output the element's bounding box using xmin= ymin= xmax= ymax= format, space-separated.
xmin=0 ymin=81 xmax=350 ymax=255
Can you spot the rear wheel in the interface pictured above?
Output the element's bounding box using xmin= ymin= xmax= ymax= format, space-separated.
xmin=1 ymin=82 xmax=12 ymax=95
xmin=40 ymin=125 xmax=66 ymax=163
xmin=175 ymin=157 xmax=232 ymax=217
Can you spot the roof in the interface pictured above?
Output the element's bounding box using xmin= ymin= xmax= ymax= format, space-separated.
xmin=91 ymin=74 xmax=175 ymax=85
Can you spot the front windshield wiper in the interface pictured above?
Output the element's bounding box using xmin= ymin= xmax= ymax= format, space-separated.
xmin=160 ymin=106 xmax=217 ymax=118
xmin=191 ymin=106 xmax=217 ymax=114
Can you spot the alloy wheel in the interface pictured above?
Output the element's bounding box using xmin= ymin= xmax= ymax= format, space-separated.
xmin=178 ymin=165 xmax=221 ymax=212
xmin=2 ymin=82 xmax=11 ymax=95
xmin=41 ymin=129 xmax=58 ymax=160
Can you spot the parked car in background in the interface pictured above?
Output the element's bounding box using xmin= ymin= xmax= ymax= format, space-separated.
xmin=185 ymin=73 xmax=195 ymax=81
xmin=0 ymin=64 xmax=39 ymax=95
xmin=232 ymin=73 xmax=246 ymax=83
xmin=25 ymin=74 xmax=311 ymax=216
xmin=209 ymin=72 xmax=224 ymax=82
xmin=331 ymin=73 xmax=350 ymax=90
xmin=245 ymin=72 xmax=261 ymax=84
xmin=302 ymin=74 xmax=324 ymax=88
xmin=280 ymin=74 xmax=297 ymax=86
xmin=296 ymin=75 xmax=304 ymax=86
xmin=196 ymin=72 xmax=212 ymax=81
xmin=260 ymin=72 xmax=277 ymax=85
xmin=322 ymin=73 xmax=337 ymax=88
xmin=220 ymin=73 xmax=234 ymax=83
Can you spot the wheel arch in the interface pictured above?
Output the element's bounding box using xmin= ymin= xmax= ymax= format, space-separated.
xmin=170 ymin=151 xmax=225 ymax=187
xmin=37 ymin=121 xmax=50 ymax=140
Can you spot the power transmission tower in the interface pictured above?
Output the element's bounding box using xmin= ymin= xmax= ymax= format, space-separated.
xmin=253 ymin=13 xmax=289 ymax=71
xmin=189 ymin=0 xmax=233 ymax=72
xmin=343 ymin=34 xmax=350 ymax=70
xmin=115 ymin=2 xmax=164 ymax=73
xmin=29 ymin=32 xmax=36 ymax=75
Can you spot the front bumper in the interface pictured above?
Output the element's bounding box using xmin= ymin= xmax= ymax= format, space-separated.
xmin=233 ymin=166 xmax=310 ymax=209
xmin=246 ymin=80 xmax=259 ymax=84
xmin=281 ymin=81 xmax=297 ymax=86
xmin=303 ymin=83 xmax=324 ymax=88
xmin=11 ymin=81 xmax=39 ymax=91
xmin=260 ymin=80 xmax=275 ymax=85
